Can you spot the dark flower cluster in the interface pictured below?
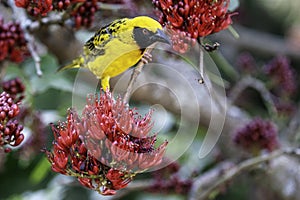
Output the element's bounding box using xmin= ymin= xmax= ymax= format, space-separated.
xmin=1 ymin=77 xmax=47 ymax=159
xmin=148 ymin=161 xmax=192 ymax=195
xmin=0 ymin=18 xmax=29 ymax=63
xmin=264 ymin=55 xmax=297 ymax=96
xmin=17 ymin=110 xmax=47 ymax=160
xmin=14 ymin=0 xmax=85 ymax=17
xmin=0 ymin=92 xmax=24 ymax=153
xmin=153 ymin=0 xmax=234 ymax=53
xmin=233 ymin=118 xmax=279 ymax=154
xmin=14 ymin=0 xmax=97 ymax=28
xmin=44 ymin=91 xmax=168 ymax=195
xmin=2 ymin=77 xmax=25 ymax=102
xmin=14 ymin=0 xmax=131 ymax=29
xmin=71 ymin=0 xmax=98 ymax=29
xmin=15 ymin=0 xmax=53 ymax=17
xmin=236 ymin=54 xmax=297 ymax=116
xmin=236 ymin=52 xmax=257 ymax=74
xmin=264 ymin=56 xmax=297 ymax=116
xmin=273 ymin=100 xmax=295 ymax=117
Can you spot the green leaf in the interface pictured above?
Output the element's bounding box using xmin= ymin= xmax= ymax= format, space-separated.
xmin=28 ymin=55 xmax=73 ymax=94
xmin=208 ymin=51 xmax=239 ymax=81
xmin=4 ymin=194 xmax=23 ymax=200
xmin=49 ymin=75 xmax=74 ymax=92
xmin=29 ymin=157 xmax=51 ymax=184
xmin=227 ymin=25 xmax=240 ymax=39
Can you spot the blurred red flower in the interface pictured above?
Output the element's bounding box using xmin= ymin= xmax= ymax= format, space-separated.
xmin=233 ymin=118 xmax=279 ymax=154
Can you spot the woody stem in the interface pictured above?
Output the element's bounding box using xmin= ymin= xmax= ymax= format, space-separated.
xmin=123 ymin=44 xmax=156 ymax=104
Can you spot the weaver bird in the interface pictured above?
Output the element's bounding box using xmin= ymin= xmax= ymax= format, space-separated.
xmin=58 ymin=16 xmax=170 ymax=90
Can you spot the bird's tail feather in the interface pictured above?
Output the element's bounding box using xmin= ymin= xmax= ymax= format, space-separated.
xmin=57 ymin=57 xmax=83 ymax=72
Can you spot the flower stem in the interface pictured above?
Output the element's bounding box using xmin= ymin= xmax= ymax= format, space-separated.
xmin=198 ymin=48 xmax=205 ymax=84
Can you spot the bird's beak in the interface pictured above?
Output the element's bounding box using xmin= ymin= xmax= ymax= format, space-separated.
xmin=151 ymin=29 xmax=171 ymax=45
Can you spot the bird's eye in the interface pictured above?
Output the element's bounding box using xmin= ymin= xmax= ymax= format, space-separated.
xmin=142 ymin=28 xmax=149 ymax=35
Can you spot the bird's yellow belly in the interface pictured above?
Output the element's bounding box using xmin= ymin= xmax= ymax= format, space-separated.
xmin=87 ymin=49 xmax=142 ymax=79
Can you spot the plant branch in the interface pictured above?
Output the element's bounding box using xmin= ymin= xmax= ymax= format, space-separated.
xmin=198 ymin=49 xmax=227 ymax=114
xmin=284 ymin=103 xmax=300 ymax=141
xmin=123 ymin=44 xmax=156 ymax=104
xmin=110 ymin=180 xmax=154 ymax=200
xmin=188 ymin=148 xmax=300 ymax=200
xmin=228 ymin=75 xmax=277 ymax=116
xmin=106 ymin=148 xmax=300 ymax=200
xmin=27 ymin=12 xmax=69 ymax=31
xmin=7 ymin=0 xmax=74 ymax=76
xmin=198 ymin=48 xmax=204 ymax=84
xmin=8 ymin=0 xmax=42 ymax=76
xmin=213 ymin=24 xmax=300 ymax=61
xmin=97 ymin=2 xmax=126 ymax=10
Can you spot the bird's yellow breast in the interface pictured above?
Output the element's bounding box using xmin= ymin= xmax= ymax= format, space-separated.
xmin=86 ymin=37 xmax=143 ymax=79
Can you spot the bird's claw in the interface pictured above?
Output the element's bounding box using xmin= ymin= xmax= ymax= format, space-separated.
xmin=141 ymin=52 xmax=152 ymax=64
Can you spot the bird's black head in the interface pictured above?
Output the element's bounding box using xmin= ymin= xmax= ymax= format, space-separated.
xmin=133 ymin=27 xmax=170 ymax=49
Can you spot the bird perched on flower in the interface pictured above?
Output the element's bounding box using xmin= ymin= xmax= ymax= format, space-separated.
xmin=58 ymin=16 xmax=170 ymax=90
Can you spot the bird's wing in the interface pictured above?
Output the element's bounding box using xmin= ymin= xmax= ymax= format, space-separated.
xmin=84 ymin=18 xmax=129 ymax=57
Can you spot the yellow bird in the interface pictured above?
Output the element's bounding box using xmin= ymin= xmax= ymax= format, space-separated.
xmin=58 ymin=16 xmax=170 ymax=90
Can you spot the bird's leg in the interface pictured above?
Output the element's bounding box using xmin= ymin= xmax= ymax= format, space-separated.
xmin=95 ymin=80 xmax=101 ymax=94
xmin=141 ymin=52 xmax=152 ymax=64
xmin=101 ymin=76 xmax=110 ymax=92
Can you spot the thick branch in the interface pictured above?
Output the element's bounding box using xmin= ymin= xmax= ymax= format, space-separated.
xmin=188 ymin=148 xmax=300 ymax=200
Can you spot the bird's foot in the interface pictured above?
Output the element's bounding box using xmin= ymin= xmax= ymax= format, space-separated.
xmin=141 ymin=52 xmax=152 ymax=64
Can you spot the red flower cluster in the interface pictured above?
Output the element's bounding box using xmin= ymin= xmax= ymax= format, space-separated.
xmin=15 ymin=0 xmax=53 ymax=17
xmin=14 ymin=0 xmax=97 ymax=28
xmin=153 ymin=0 xmax=234 ymax=53
xmin=0 ymin=92 xmax=24 ymax=153
xmin=14 ymin=0 xmax=85 ymax=17
xmin=233 ymin=118 xmax=279 ymax=154
xmin=52 ymin=0 xmax=85 ymax=11
xmin=44 ymin=91 xmax=168 ymax=195
xmin=71 ymin=0 xmax=98 ymax=29
xmin=14 ymin=0 xmax=131 ymax=29
xmin=264 ymin=55 xmax=297 ymax=96
xmin=0 ymin=18 xmax=29 ymax=63
xmin=1 ymin=77 xmax=46 ymax=159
